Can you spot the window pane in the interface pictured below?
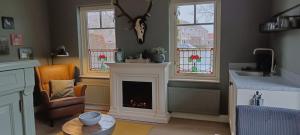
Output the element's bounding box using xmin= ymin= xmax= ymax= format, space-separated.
xmin=177 ymin=48 xmax=213 ymax=74
xmin=88 ymin=12 xmax=100 ymax=28
xmin=88 ymin=29 xmax=116 ymax=72
xmin=177 ymin=25 xmax=214 ymax=48
xmin=89 ymin=49 xmax=115 ymax=72
xmin=176 ymin=24 xmax=214 ymax=74
xmin=88 ymin=29 xmax=116 ymax=49
xmin=101 ymin=10 xmax=115 ymax=28
xmin=177 ymin=5 xmax=194 ymax=24
xmin=196 ymin=3 xmax=215 ymax=23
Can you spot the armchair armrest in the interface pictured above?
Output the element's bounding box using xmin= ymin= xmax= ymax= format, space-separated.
xmin=40 ymin=90 xmax=50 ymax=105
xmin=74 ymin=84 xmax=87 ymax=97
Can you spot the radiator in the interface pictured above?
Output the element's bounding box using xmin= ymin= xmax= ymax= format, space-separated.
xmin=168 ymin=87 xmax=220 ymax=115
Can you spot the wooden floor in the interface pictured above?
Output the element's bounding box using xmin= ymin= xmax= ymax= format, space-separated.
xmin=149 ymin=118 xmax=230 ymax=135
xmin=35 ymin=115 xmax=230 ymax=135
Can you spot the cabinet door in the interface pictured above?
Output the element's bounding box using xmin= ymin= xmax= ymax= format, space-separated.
xmin=0 ymin=93 xmax=23 ymax=135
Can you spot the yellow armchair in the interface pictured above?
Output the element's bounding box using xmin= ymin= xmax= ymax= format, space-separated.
xmin=35 ymin=64 xmax=87 ymax=127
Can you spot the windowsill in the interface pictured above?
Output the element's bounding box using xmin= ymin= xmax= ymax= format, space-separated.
xmin=80 ymin=75 xmax=110 ymax=79
xmin=169 ymin=78 xmax=220 ymax=83
xmin=80 ymin=75 xmax=220 ymax=83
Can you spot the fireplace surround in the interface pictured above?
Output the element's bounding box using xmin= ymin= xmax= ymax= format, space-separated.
xmin=107 ymin=63 xmax=170 ymax=123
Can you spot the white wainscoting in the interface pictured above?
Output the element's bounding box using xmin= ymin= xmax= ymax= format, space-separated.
xmin=79 ymin=77 xmax=110 ymax=111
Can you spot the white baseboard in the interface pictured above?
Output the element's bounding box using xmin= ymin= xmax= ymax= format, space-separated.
xmin=171 ymin=112 xmax=229 ymax=123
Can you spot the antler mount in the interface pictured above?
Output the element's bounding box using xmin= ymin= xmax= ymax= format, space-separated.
xmin=113 ymin=0 xmax=153 ymax=44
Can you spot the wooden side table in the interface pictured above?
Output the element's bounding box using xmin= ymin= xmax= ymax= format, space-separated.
xmin=62 ymin=114 xmax=116 ymax=135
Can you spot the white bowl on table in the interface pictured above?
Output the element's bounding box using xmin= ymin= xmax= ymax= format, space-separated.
xmin=79 ymin=112 xmax=101 ymax=126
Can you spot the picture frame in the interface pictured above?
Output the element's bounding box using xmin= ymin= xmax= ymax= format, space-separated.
xmin=18 ymin=47 xmax=33 ymax=60
xmin=0 ymin=37 xmax=9 ymax=55
xmin=1 ymin=17 xmax=15 ymax=30
xmin=10 ymin=33 xmax=24 ymax=46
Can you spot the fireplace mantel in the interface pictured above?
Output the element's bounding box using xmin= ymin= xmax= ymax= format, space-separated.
xmin=106 ymin=62 xmax=170 ymax=68
xmin=107 ymin=62 xmax=170 ymax=123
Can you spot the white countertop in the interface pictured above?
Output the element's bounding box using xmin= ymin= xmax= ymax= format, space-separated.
xmin=229 ymin=69 xmax=300 ymax=92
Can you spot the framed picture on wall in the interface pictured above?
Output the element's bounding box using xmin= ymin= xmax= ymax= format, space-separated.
xmin=10 ymin=33 xmax=24 ymax=46
xmin=0 ymin=37 xmax=9 ymax=55
xmin=1 ymin=17 xmax=15 ymax=30
xmin=18 ymin=47 xmax=33 ymax=60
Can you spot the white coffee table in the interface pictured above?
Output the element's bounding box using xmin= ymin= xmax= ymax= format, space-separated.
xmin=62 ymin=114 xmax=116 ymax=135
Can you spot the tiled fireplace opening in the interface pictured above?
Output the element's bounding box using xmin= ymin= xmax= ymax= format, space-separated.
xmin=122 ymin=81 xmax=152 ymax=109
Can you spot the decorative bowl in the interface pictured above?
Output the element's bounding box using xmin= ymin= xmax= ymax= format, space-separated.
xmin=79 ymin=112 xmax=101 ymax=126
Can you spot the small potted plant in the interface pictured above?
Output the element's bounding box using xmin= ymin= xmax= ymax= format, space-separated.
xmin=151 ymin=47 xmax=167 ymax=63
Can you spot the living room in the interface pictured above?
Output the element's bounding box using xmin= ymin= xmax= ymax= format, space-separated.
xmin=0 ymin=0 xmax=299 ymax=135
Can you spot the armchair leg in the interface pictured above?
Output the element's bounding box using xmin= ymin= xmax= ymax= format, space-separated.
xmin=50 ymin=120 xmax=54 ymax=127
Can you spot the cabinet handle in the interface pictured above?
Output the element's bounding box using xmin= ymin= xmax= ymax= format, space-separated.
xmin=19 ymin=100 xmax=23 ymax=113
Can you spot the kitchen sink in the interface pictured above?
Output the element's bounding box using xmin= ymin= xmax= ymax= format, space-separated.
xmin=235 ymin=71 xmax=264 ymax=76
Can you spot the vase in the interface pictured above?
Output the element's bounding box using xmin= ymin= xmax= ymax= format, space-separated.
xmin=153 ymin=54 xmax=165 ymax=63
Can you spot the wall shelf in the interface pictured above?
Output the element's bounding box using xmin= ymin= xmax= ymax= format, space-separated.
xmin=260 ymin=4 xmax=300 ymax=33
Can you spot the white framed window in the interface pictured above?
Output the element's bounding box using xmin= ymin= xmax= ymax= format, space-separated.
xmin=170 ymin=0 xmax=221 ymax=82
xmin=79 ymin=6 xmax=116 ymax=77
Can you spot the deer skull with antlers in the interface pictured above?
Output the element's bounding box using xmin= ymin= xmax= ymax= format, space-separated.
xmin=113 ymin=0 xmax=152 ymax=44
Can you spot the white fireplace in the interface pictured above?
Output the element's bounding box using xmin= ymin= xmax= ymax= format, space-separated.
xmin=106 ymin=63 xmax=170 ymax=123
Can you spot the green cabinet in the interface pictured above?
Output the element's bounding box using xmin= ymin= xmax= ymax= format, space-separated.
xmin=0 ymin=60 xmax=39 ymax=135
xmin=0 ymin=93 xmax=23 ymax=135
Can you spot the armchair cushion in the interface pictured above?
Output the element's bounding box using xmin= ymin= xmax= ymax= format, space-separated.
xmin=50 ymin=80 xmax=75 ymax=100
xmin=35 ymin=64 xmax=75 ymax=95
xmin=49 ymin=96 xmax=84 ymax=109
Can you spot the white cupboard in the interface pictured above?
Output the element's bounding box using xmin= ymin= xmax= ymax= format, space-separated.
xmin=228 ymin=76 xmax=300 ymax=135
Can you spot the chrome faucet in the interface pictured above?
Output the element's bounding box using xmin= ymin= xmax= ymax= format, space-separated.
xmin=253 ymin=48 xmax=275 ymax=73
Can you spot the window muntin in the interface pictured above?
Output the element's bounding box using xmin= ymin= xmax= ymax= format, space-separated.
xmin=174 ymin=1 xmax=217 ymax=78
xmin=87 ymin=9 xmax=116 ymax=72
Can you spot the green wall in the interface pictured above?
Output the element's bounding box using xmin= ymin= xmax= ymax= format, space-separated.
xmin=0 ymin=0 xmax=51 ymax=65
xmin=48 ymin=0 xmax=111 ymax=58
xmin=47 ymin=0 xmax=272 ymax=114
xmin=271 ymin=0 xmax=300 ymax=75
xmin=115 ymin=0 xmax=169 ymax=59
xmin=47 ymin=0 xmax=169 ymax=61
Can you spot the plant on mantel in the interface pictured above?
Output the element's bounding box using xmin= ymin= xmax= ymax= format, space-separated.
xmin=151 ymin=47 xmax=167 ymax=63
